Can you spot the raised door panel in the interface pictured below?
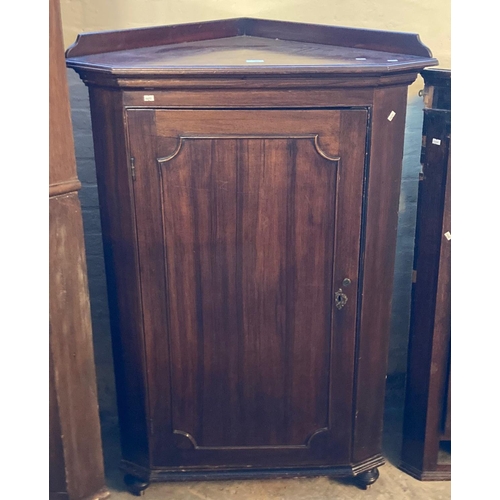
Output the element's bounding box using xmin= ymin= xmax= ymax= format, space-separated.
xmin=127 ymin=108 xmax=367 ymax=468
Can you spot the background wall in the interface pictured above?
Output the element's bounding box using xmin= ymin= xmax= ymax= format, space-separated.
xmin=61 ymin=0 xmax=450 ymax=418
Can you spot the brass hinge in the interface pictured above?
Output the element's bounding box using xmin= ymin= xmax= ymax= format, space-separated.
xmin=412 ymin=270 xmax=417 ymax=283
xmin=130 ymin=156 xmax=136 ymax=181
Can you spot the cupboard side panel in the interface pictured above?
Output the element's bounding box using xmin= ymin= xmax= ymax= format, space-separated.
xmin=353 ymin=85 xmax=408 ymax=463
xmin=328 ymin=110 xmax=368 ymax=461
xmin=127 ymin=110 xmax=178 ymax=465
xmin=88 ymin=88 xmax=150 ymax=466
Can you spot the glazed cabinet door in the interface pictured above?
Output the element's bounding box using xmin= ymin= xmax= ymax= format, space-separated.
xmin=127 ymin=108 xmax=368 ymax=469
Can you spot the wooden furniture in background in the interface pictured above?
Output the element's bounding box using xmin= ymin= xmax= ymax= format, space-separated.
xmin=49 ymin=0 xmax=109 ymax=498
xmin=400 ymin=68 xmax=451 ymax=481
xmin=66 ymin=18 xmax=437 ymax=495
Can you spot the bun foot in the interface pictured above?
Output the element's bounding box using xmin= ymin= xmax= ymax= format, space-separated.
xmin=124 ymin=474 xmax=150 ymax=496
xmin=355 ymin=467 xmax=380 ymax=490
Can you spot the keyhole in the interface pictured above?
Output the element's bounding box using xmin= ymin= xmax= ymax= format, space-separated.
xmin=335 ymin=289 xmax=347 ymax=310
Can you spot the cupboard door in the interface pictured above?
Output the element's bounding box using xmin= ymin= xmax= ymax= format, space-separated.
xmin=127 ymin=108 xmax=367 ymax=468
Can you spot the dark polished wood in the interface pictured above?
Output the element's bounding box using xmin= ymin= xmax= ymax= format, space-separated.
xmin=87 ymin=87 xmax=150 ymax=468
xmin=400 ymin=68 xmax=451 ymax=481
xmin=66 ymin=17 xmax=435 ymax=60
xmin=421 ymin=68 xmax=451 ymax=110
xmin=353 ymin=85 xmax=409 ymax=465
xmin=67 ymin=35 xmax=434 ymax=76
xmin=49 ymin=0 xmax=109 ymax=499
xmin=66 ymin=18 xmax=437 ymax=88
xmin=128 ymin=108 xmax=366 ymax=468
xmin=355 ymin=468 xmax=380 ymax=490
xmin=120 ymin=456 xmax=385 ymax=483
xmin=66 ymin=19 xmax=437 ymax=491
xmin=124 ymin=475 xmax=150 ymax=497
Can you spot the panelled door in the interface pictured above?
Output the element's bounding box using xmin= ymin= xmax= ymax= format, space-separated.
xmin=127 ymin=108 xmax=368 ymax=468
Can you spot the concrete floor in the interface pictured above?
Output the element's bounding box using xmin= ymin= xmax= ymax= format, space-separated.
xmin=100 ymin=376 xmax=450 ymax=499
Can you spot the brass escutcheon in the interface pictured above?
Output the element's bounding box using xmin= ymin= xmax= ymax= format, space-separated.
xmin=335 ymin=288 xmax=348 ymax=310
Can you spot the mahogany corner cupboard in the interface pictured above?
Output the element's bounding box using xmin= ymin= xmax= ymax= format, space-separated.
xmin=66 ymin=18 xmax=437 ymax=495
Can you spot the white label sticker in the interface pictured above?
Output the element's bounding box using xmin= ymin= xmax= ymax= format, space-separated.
xmin=444 ymin=231 xmax=451 ymax=241
xmin=143 ymin=95 xmax=155 ymax=102
xmin=355 ymin=57 xmax=367 ymax=61
xmin=432 ymin=138 xmax=442 ymax=145
xmin=246 ymin=59 xmax=264 ymax=63
xmin=387 ymin=59 xmax=399 ymax=62
xmin=387 ymin=111 xmax=396 ymax=121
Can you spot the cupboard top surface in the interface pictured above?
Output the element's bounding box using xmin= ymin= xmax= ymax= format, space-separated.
xmin=66 ymin=18 xmax=437 ymax=77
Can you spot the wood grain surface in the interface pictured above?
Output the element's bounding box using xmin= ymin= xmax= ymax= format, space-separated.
xmin=127 ymin=108 xmax=367 ymax=468
xmin=65 ymin=17 xmax=437 ymax=488
xmin=49 ymin=0 xmax=108 ymax=498
xmin=400 ymin=68 xmax=451 ymax=481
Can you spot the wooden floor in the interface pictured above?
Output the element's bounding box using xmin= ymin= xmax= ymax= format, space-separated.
xmin=100 ymin=375 xmax=451 ymax=499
